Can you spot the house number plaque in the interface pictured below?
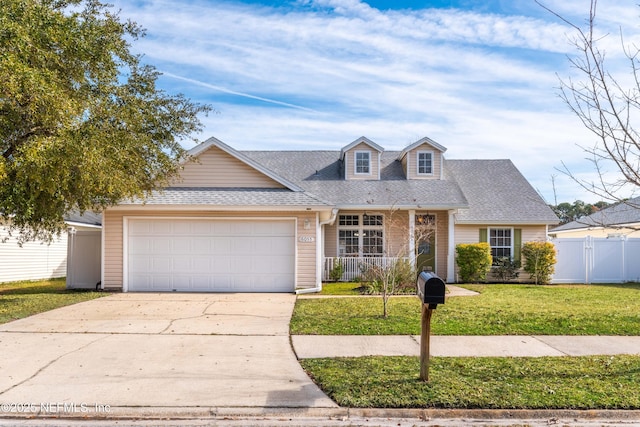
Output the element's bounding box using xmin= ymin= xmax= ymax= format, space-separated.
xmin=298 ymin=236 xmax=315 ymax=243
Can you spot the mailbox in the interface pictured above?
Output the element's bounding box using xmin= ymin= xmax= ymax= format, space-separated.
xmin=416 ymin=271 xmax=446 ymax=308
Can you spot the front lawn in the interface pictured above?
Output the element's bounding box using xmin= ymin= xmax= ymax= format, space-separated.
xmin=319 ymin=282 xmax=363 ymax=295
xmin=0 ymin=278 xmax=106 ymax=324
xmin=301 ymin=355 xmax=640 ymax=409
xmin=291 ymin=283 xmax=640 ymax=335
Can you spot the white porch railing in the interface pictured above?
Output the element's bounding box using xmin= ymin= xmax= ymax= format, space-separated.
xmin=323 ymin=256 xmax=411 ymax=281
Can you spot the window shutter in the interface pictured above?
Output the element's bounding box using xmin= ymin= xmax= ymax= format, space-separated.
xmin=513 ymin=228 xmax=522 ymax=261
xmin=479 ymin=228 xmax=487 ymax=243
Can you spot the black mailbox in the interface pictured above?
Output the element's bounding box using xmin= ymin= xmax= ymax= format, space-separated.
xmin=416 ymin=271 xmax=446 ymax=308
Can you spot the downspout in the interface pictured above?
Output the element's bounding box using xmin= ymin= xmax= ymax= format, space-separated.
xmin=296 ymin=208 xmax=339 ymax=295
xmin=67 ymin=227 xmax=76 ymax=289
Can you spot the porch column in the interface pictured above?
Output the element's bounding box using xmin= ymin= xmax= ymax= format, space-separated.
xmin=447 ymin=209 xmax=456 ymax=282
xmin=408 ymin=209 xmax=416 ymax=269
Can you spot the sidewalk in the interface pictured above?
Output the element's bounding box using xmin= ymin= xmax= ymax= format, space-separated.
xmin=295 ymin=286 xmax=640 ymax=359
xmin=292 ymin=335 xmax=640 ymax=359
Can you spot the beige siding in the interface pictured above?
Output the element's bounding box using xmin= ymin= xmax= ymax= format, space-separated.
xmin=454 ymin=224 xmax=484 ymax=245
xmin=324 ymin=221 xmax=338 ymax=257
xmin=103 ymin=210 xmax=123 ymax=291
xmin=403 ymin=144 xmax=443 ymax=180
xmin=172 ymin=146 xmax=285 ymax=188
xmin=400 ymin=155 xmax=408 ymax=178
xmin=344 ymin=143 xmax=380 ymax=180
xmin=386 ymin=210 xmax=410 ymax=256
xmin=0 ymin=226 xmax=67 ymax=283
xmin=296 ymin=211 xmax=318 ymax=289
xmin=103 ymin=209 xmax=317 ymax=291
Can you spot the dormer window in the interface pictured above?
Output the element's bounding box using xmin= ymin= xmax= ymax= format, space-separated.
xmin=355 ymin=151 xmax=371 ymax=174
xmin=417 ymin=151 xmax=433 ymax=175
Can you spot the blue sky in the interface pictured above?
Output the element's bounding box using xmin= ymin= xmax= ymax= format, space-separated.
xmin=110 ymin=0 xmax=640 ymax=204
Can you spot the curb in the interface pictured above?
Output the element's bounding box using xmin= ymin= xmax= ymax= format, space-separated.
xmin=1 ymin=406 xmax=640 ymax=422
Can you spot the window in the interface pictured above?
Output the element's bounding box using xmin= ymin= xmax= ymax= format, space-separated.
xmin=415 ymin=214 xmax=436 ymax=255
xmin=362 ymin=230 xmax=383 ymax=255
xmin=339 ymin=215 xmax=359 ymax=226
xmin=355 ymin=151 xmax=371 ymax=174
xmin=489 ymin=228 xmax=512 ymax=260
xmin=417 ymin=151 xmax=433 ymax=175
xmin=338 ymin=214 xmax=384 ymax=256
xmin=338 ymin=230 xmax=359 ymax=256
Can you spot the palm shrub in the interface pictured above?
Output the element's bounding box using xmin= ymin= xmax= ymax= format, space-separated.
xmin=521 ymin=241 xmax=557 ymax=285
xmin=455 ymin=242 xmax=492 ymax=282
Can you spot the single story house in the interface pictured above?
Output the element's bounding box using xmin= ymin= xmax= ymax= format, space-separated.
xmin=102 ymin=136 xmax=559 ymax=293
xmin=549 ymin=196 xmax=640 ymax=239
xmin=0 ymin=212 xmax=102 ymax=284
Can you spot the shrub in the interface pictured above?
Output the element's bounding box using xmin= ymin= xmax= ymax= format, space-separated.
xmin=521 ymin=241 xmax=557 ymax=285
xmin=455 ymin=243 xmax=492 ymax=283
xmin=359 ymin=259 xmax=415 ymax=295
xmin=492 ymin=256 xmax=521 ymax=282
xmin=329 ymin=259 xmax=344 ymax=281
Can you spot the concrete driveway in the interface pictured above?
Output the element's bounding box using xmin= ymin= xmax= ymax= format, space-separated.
xmin=0 ymin=293 xmax=336 ymax=414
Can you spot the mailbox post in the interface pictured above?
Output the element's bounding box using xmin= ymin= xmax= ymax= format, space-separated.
xmin=416 ymin=271 xmax=446 ymax=382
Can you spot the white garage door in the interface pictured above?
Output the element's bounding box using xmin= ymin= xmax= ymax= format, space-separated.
xmin=127 ymin=218 xmax=295 ymax=292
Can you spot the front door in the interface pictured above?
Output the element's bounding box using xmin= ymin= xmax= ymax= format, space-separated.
xmin=415 ymin=214 xmax=436 ymax=273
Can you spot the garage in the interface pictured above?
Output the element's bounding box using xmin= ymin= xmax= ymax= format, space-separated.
xmin=126 ymin=218 xmax=295 ymax=292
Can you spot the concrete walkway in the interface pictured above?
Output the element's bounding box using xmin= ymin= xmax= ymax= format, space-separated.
xmin=292 ymin=335 xmax=640 ymax=358
xmin=0 ymin=293 xmax=336 ymax=410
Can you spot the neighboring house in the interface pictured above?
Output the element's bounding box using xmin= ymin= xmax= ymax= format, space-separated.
xmin=0 ymin=212 xmax=102 ymax=284
xmin=102 ymin=136 xmax=559 ymax=293
xmin=549 ymin=196 xmax=640 ymax=239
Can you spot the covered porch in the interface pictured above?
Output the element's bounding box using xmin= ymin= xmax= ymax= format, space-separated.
xmin=319 ymin=209 xmax=456 ymax=282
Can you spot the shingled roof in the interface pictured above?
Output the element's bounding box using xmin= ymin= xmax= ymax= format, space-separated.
xmin=243 ymin=151 xmax=559 ymax=224
xmin=119 ymin=137 xmax=559 ymax=225
xmin=119 ymin=187 xmax=331 ymax=208
xmin=243 ymin=151 xmax=467 ymax=209
xmin=444 ymin=159 xmax=558 ymax=224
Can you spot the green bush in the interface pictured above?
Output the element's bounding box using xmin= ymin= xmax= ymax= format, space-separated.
xmin=521 ymin=241 xmax=557 ymax=285
xmin=492 ymin=256 xmax=521 ymax=282
xmin=455 ymin=242 xmax=492 ymax=283
xmin=329 ymin=259 xmax=344 ymax=281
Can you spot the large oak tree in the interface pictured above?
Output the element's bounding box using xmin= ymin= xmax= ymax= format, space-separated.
xmin=1 ymin=0 xmax=209 ymax=242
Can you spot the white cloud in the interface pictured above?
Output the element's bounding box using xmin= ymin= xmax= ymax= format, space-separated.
xmin=110 ymin=0 xmax=640 ymax=203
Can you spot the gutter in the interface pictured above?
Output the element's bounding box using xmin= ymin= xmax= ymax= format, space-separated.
xmin=319 ymin=208 xmax=339 ymax=226
xmin=298 ymin=208 xmax=339 ymax=295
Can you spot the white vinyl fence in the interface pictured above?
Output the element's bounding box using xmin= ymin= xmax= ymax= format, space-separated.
xmin=551 ymin=236 xmax=640 ymax=284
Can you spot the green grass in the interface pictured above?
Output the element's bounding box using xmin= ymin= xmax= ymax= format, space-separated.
xmin=301 ymin=355 xmax=640 ymax=409
xmin=291 ymin=283 xmax=640 ymax=335
xmin=319 ymin=282 xmax=363 ymax=295
xmin=0 ymin=278 xmax=106 ymax=324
